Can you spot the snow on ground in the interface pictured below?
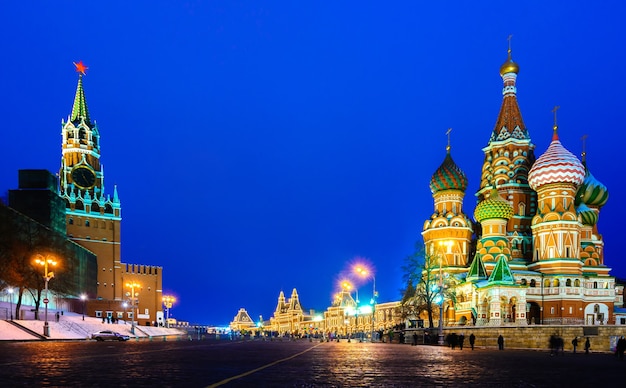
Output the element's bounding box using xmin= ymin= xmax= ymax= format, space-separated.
xmin=0 ymin=301 xmax=186 ymax=341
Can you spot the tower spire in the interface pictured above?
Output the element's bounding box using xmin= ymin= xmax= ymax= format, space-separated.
xmin=71 ymin=61 xmax=91 ymax=125
xmin=581 ymin=134 xmax=588 ymax=164
xmin=446 ymin=128 xmax=452 ymax=153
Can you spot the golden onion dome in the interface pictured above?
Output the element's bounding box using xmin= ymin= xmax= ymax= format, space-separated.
xmin=500 ymin=58 xmax=519 ymax=76
xmin=499 ymin=50 xmax=519 ymax=76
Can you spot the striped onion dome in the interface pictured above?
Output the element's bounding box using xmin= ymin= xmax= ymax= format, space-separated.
xmin=577 ymin=203 xmax=598 ymax=226
xmin=575 ymin=164 xmax=609 ymax=207
xmin=429 ymin=151 xmax=468 ymax=194
xmin=474 ymin=187 xmax=514 ymax=223
xmin=529 ymin=131 xmax=585 ymax=190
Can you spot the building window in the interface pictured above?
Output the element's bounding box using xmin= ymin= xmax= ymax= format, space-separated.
xmin=95 ymin=311 xmax=102 ymax=318
xmin=85 ymin=220 xmax=90 ymax=227
xmin=566 ymin=279 xmax=572 ymax=286
xmin=69 ymin=218 xmax=74 ymax=225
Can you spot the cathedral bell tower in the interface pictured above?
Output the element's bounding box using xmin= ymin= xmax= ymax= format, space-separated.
xmin=477 ymin=41 xmax=536 ymax=263
xmin=59 ymin=61 xmax=122 ymax=302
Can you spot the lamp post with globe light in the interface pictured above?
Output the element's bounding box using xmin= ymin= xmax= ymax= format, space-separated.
xmin=80 ymin=294 xmax=87 ymax=320
xmin=125 ymin=282 xmax=140 ymax=334
xmin=34 ymin=255 xmax=57 ymax=337
xmin=437 ymin=241 xmax=452 ymax=345
xmin=162 ymin=295 xmax=176 ymax=328
xmin=8 ymin=287 xmax=14 ymax=320
xmin=355 ymin=265 xmax=376 ymax=342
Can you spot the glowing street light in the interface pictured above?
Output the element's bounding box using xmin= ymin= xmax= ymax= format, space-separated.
xmin=80 ymin=294 xmax=87 ymax=321
xmin=7 ymin=287 xmax=14 ymax=320
xmin=34 ymin=255 xmax=57 ymax=337
xmin=355 ymin=264 xmax=377 ymax=342
xmin=437 ymin=241 xmax=453 ymax=346
xmin=125 ymin=282 xmax=141 ymax=335
xmin=162 ymin=295 xmax=176 ymax=328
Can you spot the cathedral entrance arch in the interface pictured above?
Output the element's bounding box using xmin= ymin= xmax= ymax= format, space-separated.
xmin=527 ymin=302 xmax=541 ymax=324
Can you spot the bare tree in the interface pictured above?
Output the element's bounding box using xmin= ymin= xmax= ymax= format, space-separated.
xmin=400 ymin=243 xmax=456 ymax=329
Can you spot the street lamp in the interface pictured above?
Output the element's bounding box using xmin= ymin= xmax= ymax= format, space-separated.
xmin=122 ymin=302 xmax=128 ymax=324
xmin=80 ymin=294 xmax=87 ymax=321
xmin=34 ymin=255 xmax=57 ymax=337
xmin=437 ymin=241 xmax=452 ymax=345
xmin=355 ymin=265 xmax=377 ymax=342
xmin=7 ymin=287 xmax=14 ymax=320
xmin=162 ymin=295 xmax=176 ymax=328
xmin=125 ymin=282 xmax=141 ymax=335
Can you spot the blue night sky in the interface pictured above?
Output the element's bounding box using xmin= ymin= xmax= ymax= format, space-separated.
xmin=1 ymin=2 xmax=625 ymax=325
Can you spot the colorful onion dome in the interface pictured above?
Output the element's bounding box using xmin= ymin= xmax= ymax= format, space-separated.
xmin=529 ymin=131 xmax=585 ymax=190
xmin=474 ymin=187 xmax=514 ymax=223
xmin=500 ymin=50 xmax=519 ymax=76
xmin=577 ymin=203 xmax=598 ymax=226
xmin=429 ymin=151 xmax=468 ymax=194
xmin=575 ymin=164 xmax=609 ymax=207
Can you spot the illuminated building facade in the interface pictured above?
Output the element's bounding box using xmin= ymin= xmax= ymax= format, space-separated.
xmin=421 ymin=48 xmax=617 ymax=327
xmin=58 ymin=62 xmax=164 ymax=326
xmin=230 ymin=288 xmax=403 ymax=338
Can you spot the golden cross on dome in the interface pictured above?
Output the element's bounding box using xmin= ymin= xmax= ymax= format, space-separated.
xmin=552 ymin=105 xmax=560 ymax=131
xmin=446 ymin=128 xmax=452 ymax=152
xmin=507 ymin=34 xmax=513 ymax=55
xmin=73 ymin=60 xmax=88 ymax=75
xmin=581 ymin=134 xmax=588 ymax=162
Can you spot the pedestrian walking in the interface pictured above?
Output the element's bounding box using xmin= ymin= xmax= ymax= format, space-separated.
xmin=497 ymin=334 xmax=504 ymax=350
xmin=585 ymin=337 xmax=591 ymax=354
xmin=572 ymin=337 xmax=578 ymax=353
xmin=412 ymin=332 xmax=418 ymax=346
xmin=469 ymin=333 xmax=476 ymax=350
xmin=616 ymin=336 xmax=626 ymax=360
xmin=459 ymin=334 xmax=465 ymax=350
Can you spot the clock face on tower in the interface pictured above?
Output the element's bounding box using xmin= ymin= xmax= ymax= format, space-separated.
xmin=71 ymin=165 xmax=96 ymax=189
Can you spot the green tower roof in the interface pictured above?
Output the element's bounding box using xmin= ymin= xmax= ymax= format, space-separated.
xmin=70 ymin=74 xmax=91 ymax=126
xmin=467 ymin=253 xmax=488 ymax=281
xmin=487 ymin=254 xmax=515 ymax=285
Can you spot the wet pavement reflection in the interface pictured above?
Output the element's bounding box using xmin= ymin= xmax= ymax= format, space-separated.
xmin=0 ymin=339 xmax=624 ymax=387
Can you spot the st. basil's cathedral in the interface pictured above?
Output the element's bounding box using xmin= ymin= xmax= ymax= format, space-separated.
xmin=422 ymin=47 xmax=616 ymax=327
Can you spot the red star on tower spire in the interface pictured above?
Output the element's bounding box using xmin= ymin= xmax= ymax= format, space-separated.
xmin=73 ymin=60 xmax=88 ymax=75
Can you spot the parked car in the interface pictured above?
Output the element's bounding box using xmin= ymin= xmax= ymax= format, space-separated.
xmin=91 ymin=330 xmax=130 ymax=341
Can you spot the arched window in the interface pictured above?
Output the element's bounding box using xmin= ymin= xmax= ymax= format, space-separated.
xmin=566 ymin=279 xmax=572 ymax=287
xmin=574 ymin=279 xmax=581 ymax=287
xmin=530 ymin=279 xmax=536 ymax=287
xmin=85 ymin=220 xmax=90 ymax=227
xmin=553 ymin=279 xmax=560 ymax=287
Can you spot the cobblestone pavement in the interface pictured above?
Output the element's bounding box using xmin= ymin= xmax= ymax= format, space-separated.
xmin=1 ymin=339 xmax=624 ymax=387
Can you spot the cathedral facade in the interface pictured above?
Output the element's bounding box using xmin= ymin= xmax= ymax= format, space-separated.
xmin=422 ymin=48 xmax=615 ymax=327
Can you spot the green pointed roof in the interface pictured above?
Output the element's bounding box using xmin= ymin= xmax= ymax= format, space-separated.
xmin=71 ymin=75 xmax=91 ymax=126
xmin=467 ymin=253 xmax=488 ymax=281
xmin=487 ymin=254 xmax=515 ymax=285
